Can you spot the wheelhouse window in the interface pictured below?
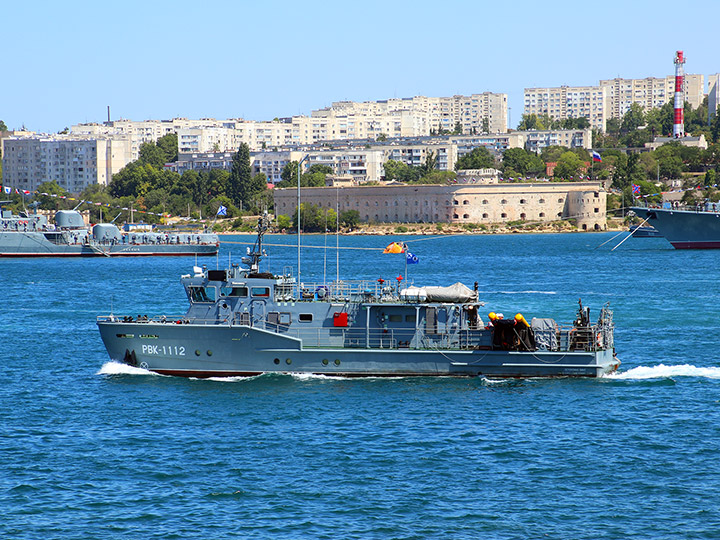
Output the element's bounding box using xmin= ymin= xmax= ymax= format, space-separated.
xmin=251 ymin=287 xmax=270 ymax=297
xmin=299 ymin=313 xmax=313 ymax=322
xmin=189 ymin=286 xmax=214 ymax=303
xmin=221 ymin=286 xmax=248 ymax=297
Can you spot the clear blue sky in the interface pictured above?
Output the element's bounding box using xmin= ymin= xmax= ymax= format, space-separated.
xmin=3 ymin=0 xmax=718 ymax=133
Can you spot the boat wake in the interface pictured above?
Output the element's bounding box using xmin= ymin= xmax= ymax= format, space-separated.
xmin=606 ymin=364 xmax=720 ymax=380
xmin=97 ymin=361 xmax=159 ymax=376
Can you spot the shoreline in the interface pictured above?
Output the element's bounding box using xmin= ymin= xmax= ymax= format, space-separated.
xmin=218 ymin=218 xmax=627 ymax=236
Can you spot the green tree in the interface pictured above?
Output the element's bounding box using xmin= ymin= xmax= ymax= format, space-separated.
xmin=0 ymin=120 xmax=8 ymax=131
xmin=228 ymin=143 xmax=252 ymax=208
xmin=453 ymin=121 xmax=463 ymax=135
xmin=339 ymin=209 xmax=361 ymax=228
xmin=621 ymin=103 xmax=645 ymax=134
xmin=552 ymin=151 xmax=583 ymax=179
xmin=156 ymin=133 xmax=178 ymax=163
xmin=455 ymin=147 xmax=495 ymax=170
xmin=419 ymin=151 xmax=438 ymax=176
xmin=137 ymin=142 xmax=167 ymax=168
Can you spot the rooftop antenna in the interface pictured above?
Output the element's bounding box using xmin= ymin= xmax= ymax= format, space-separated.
xmin=107 ymin=105 xmax=111 ymax=123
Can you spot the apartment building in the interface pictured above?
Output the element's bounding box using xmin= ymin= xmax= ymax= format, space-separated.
xmin=321 ymin=93 xmax=508 ymax=135
xmin=709 ymin=74 xmax=720 ymax=122
xmin=523 ymin=86 xmax=609 ymax=131
xmin=599 ymin=74 xmax=704 ymax=118
xmin=72 ymin=118 xmax=234 ymax=160
xmin=1 ymin=135 xmax=132 ymax=193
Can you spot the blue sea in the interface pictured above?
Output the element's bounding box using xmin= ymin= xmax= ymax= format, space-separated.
xmin=3 ymin=232 xmax=720 ymax=539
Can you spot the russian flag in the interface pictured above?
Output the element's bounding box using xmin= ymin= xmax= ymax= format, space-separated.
xmin=592 ymin=151 xmax=602 ymax=162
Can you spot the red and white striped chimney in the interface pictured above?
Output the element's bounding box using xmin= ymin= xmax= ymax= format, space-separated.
xmin=673 ymin=50 xmax=685 ymax=138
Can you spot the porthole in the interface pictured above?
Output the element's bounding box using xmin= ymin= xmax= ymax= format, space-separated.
xmin=322 ymin=359 xmax=329 ymax=366
xmin=286 ymin=358 xmax=292 ymax=365
xmin=195 ymin=350 xmax=201 ymax=356
xmin=334 ymin=359 xmax=341 ymax=366
xmin=206 ymin=350 xmax=213 ymax=356
xmin=274 ymin=358 xmax=280 ymax=365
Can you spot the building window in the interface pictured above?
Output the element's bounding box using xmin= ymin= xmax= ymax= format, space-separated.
xmin=482 ymin=213 xmax=488 ymax=218
xmin=501 ymin=199 xmax=507 ymax=204
xmin=539 ymin=198 xmax=545 ymax=204
xmin=520 ymin=199 xmax=526 ymax=204
xmin=463 ymin=200 xmax=469 ymax=205
xmin=463 ymin=214 xmax=469 ymax=219
xmin=539 ymin=212 xmax=545 ymax=218
xmin=483 ymin=199 xmax=489 ymax=204
xmin=501 ymin=213 xmax=507 ymax=218
xmin=520 ymin=213 xmax=526 ymax=220
xmin=594 ymin=208 xmax=599 ymax=213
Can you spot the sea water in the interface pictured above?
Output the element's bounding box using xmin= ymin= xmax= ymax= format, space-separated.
xmin=2 ymin=232 xmax=720 ymax=539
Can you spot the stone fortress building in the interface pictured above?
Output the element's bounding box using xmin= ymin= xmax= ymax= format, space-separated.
xmin=274 ymin=179 xmax=607 ymax=231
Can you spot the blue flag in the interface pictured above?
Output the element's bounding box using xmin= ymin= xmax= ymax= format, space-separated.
xmin=216 ymin=205 xmax=227 ymax=216
xmin=406 ymin=251 xmax=419 ymax=264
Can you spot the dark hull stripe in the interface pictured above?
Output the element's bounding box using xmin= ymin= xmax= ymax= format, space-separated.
xmin=152 ymin=369 xmax=600 ymax=379
xmin=670 ymin=241 xmax=720 ymax=249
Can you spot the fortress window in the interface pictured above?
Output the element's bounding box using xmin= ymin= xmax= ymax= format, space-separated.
xmin=483 ymin=200 xmax=489 ymax=204
xmin=463 ymin=214 xmax=469 ymax=219
xmin=482 ymin=213 xmax=488 ymax=218
xmin=558 ymin=198 xmax=563 ymax=203
xmin=557 ymin=212 xmax=562 ymax=218
xmin=520 ymin=199 xmax=527 ymax=204
xmin=595 ymin=208 xmax=599 ymax=213
xmin=520 ymin=213 xmax=526 ymax=220
xmin=539 ymin=199 xmax=545 ymax=204
xmin=501 ymin=213 xmax=507 ymax=218
xmin=539 ymin=212 xmax=545 ymax=218
xmin=453 ymin=214 xmax=459 ymax=219
xmin=453 ymin=200 xmax=459 ymax=205
xmin=501 ymin=199 xmax=507 ymax=204
xmin=463 ymin=200 xmax=469 ymax=205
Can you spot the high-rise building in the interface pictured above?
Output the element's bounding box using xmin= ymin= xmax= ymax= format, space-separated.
xmin=523 ymin=86 xmax=608 ymax=131
xmin=1 ymin=135 xmax=132 ymax=193
xmin=709 ymin=74 xmax=720 ymax=123
xmin=599 ymin=74 xmax=704 ymax=119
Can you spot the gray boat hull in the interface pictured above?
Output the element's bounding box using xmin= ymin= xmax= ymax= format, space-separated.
xmin=98 ymin=320 xmax=619 ymax=378
xmin=0 ymin=231 xmax=218 ymax=257
xmin=631 ymin=206 xmax=720 ymax=249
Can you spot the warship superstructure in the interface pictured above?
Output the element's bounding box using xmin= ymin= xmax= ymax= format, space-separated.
xmin=0 ymin=202 xmax=218 ymax=257
xmin=97 ymin=214 xmax=619 ymax=378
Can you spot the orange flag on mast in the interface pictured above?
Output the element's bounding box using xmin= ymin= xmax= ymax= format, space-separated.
xmin=383 ymin=242 xmax=405 ymax=254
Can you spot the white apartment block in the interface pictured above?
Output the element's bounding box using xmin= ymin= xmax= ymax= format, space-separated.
xmin=523 ymin=86 xmax=609 ymax=131
xmin=709 ymin=74 xmax=720 ymax=122
xmin=72 ymin=118 xmax=234 ymax=160
xmin=322 ymin=93 xmax=508 ymax=135
xmin=599 ymin=74 xmax=704 ymax=118
xmin=1 ymin=135 xmax=133 ymax=193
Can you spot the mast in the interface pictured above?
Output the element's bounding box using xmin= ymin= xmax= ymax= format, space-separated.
xmin=242 ymin=211 xmax=270 ymax=274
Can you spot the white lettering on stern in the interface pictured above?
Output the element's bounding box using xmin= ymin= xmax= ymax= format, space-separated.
xmin=141 ymin=344 xmax=186 ymax=356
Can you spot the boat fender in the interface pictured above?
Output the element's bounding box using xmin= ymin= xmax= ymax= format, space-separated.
xmin=596 ymin=332 xmax=603 ymax=347
xmin=514 ymin=313 xmax=530 ymax=328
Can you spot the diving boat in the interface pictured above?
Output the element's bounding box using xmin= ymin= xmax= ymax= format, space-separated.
xmin=97 ymin=214 xmax=619 ymax=378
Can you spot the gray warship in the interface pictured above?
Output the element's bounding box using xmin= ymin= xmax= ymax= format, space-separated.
xmin=0 ymin=201 xmax=218 ymax=257
xmin=97 ymin=214 xmax=619 ymax=378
